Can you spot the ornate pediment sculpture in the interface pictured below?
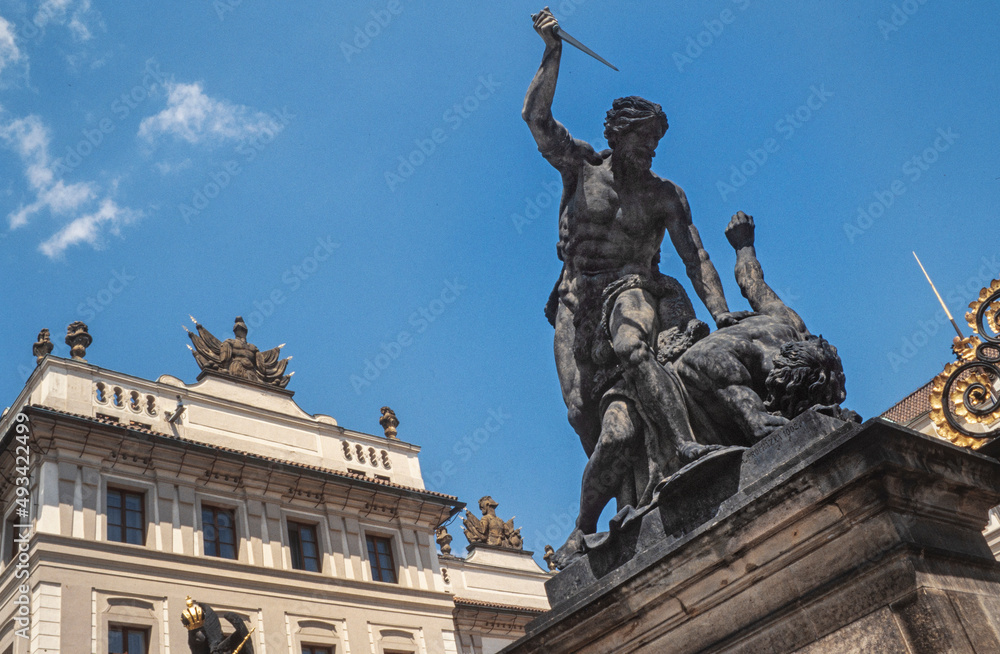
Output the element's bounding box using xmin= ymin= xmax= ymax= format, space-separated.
xmin=463 ymin=496 xmax=523 ymax=550
xmin=184 ymin=316 xmax=292 ymax=388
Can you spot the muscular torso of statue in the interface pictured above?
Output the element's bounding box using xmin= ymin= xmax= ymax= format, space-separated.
xmin=559 ymin=159 xmax=670 ymax=277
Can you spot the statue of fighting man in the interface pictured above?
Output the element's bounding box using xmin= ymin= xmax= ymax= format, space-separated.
xmin=524 ymin=8 xmax=745 ymax=543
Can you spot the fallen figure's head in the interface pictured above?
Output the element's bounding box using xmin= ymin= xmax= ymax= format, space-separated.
xmin=765 ymin=336 xmax=846 ymax=418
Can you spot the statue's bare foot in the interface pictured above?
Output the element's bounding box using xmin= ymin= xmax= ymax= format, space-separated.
xmin=552 ymin=528 xmax=586 ymax=570
xmin=725 ymin=211 xmax=755 ymax=250
xmin=677 ymin=441 xmax=726 ymax=465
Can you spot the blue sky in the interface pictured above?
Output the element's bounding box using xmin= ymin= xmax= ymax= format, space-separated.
xmin=1 ymin=1 xmax=998 ymax=561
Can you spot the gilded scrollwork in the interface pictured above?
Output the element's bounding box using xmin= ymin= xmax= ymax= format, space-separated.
xmin=928 ymin=279 xmax=1000 ymax=449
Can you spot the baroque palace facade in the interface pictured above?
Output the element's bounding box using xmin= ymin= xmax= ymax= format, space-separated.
xmin=0 ymin=326 xmax=549 ymax=654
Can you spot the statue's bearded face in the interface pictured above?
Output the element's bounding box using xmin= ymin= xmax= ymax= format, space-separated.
xmin=613 ymin=122 xmax=661 ymax=172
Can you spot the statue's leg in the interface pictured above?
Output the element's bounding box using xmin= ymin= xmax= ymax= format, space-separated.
xmin=553 ymin=398 xmax=636 ymax=569
xmin=576 ymin=399 xmax=636 ymax=534
xmin=554 ymin=301 xmax=601 ymax=457
xmin=609 ymin=289 xmax=720 ymax=498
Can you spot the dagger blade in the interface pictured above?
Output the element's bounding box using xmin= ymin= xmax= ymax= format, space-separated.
xmin=554 ymin=25 xmax=619 ymax=72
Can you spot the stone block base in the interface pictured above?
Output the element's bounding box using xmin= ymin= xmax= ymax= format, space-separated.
xmin=503 ymin=417 xmax=1000 ymax=653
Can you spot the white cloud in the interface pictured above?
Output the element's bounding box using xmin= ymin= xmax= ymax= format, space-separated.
xmin=0 ymin=113 xmax=141 ymax=257
xmin=154 ymin=158 xmax=192 ymax=175
xmin=0 ymin=115 xmax=95 ymax=227
xmin=0 ymin=15 xmax=21 ymax=75
xmin=139 ymin=81 xmax=281 ymax=145
xmin=35 ymin=0 xmax=96 ymax=42
xmin=38 ymin=197 xmax=139 ymax=258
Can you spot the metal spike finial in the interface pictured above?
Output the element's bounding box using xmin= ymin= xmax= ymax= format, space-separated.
xmin=913 ymin=252 xmax=964 ymax=338
xmin=189 ymin=315 xmax=198 ymax=325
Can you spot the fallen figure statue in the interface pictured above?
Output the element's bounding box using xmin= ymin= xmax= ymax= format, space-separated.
xmin=674 ymin=211 xmax=860 ymax=446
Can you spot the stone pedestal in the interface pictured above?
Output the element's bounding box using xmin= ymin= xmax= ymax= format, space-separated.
xmin=503 ymin=415 xmax=1000 ymax=653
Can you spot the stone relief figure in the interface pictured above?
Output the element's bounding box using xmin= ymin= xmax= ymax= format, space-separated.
xmin=33 ymin=328 xmax=53 ymax=364
xmin=463 ymin=496 xmax=523 ymax=549
xmin=185 ymin=316 xmax=292 ymax=388
xmin=181 ymin=596 xmax=255 ymax=654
